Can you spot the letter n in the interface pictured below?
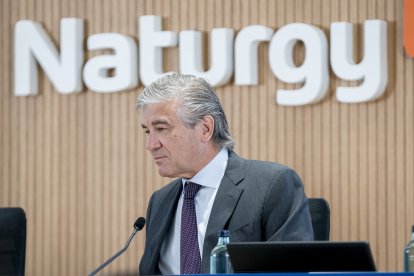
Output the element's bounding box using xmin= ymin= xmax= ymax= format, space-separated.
xmin=14 ymin=18 xmax=83 ymax=96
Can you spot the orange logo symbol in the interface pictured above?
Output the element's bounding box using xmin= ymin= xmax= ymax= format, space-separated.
xmin=405 ymin=0 xmax=414 ymax=56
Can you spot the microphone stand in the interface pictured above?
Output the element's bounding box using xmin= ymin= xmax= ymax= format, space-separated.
xmin=89 ymin=216 xmax=145 ymax=276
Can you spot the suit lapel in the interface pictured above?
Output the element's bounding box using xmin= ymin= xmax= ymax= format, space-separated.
xmin=202 ymin=151 xmax=245 ymax=272
xmin=147 ymin=179 xmax=182 ymax=273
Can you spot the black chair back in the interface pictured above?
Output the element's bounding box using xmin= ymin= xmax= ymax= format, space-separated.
xmin=0 ymin=207 xmax=26 ymax=276
xmin=308 ymin=198 xmax=330 ymax=241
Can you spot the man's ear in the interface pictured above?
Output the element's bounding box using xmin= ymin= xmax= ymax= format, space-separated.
xmin=200 ymin=116 xmax=215 ymax=143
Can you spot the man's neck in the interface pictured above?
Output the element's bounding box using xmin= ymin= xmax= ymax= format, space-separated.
xmin=184 ymin=146 xmax=222 ymax=179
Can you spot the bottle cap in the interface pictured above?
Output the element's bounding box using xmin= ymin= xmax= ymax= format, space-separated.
xmin=217 ymin=229 xmax=230 ymax=237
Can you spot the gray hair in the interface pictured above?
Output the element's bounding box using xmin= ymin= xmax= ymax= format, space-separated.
xmin=136 ymin=73 xmax=234 ymax=150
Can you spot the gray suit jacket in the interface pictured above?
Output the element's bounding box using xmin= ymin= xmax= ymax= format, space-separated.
xmin=139 ymin=151 xmax=313 ymax=275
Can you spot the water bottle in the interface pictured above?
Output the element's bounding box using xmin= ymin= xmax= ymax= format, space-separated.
xmin=404 ymin=225 xmax=414 ymax=272
xmin=210 ymin=230 xmax=233 ymax=274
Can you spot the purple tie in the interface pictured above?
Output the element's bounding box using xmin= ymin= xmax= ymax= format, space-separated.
xmin=180 ymin=182 xmax=202 ymax=274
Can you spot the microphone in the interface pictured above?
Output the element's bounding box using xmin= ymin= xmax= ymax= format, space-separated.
xmin=89 ymin=217 xmax=146 ymax=276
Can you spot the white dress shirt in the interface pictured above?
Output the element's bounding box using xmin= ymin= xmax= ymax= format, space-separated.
xmin=158 ymin=148 xmax=229 ymax=275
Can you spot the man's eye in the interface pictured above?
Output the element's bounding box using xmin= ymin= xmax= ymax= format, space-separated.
xmin=157 ymin=128 xmax=166 ymax=132
xmin=144 ymin=130 xmax=150 ymax=135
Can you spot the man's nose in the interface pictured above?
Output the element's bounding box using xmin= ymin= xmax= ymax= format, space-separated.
xmin=146 ymin=133 xmax=161 ymax=151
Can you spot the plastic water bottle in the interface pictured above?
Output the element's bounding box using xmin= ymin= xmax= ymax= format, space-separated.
xmin=210 ymin=230 xmax=233 ymax=274
xmin=404 ymin=225 xmax=414 ymax=272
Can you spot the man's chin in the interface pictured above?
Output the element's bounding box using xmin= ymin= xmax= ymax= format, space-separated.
xmin=157 ymin=168 xmax=174 ymax=178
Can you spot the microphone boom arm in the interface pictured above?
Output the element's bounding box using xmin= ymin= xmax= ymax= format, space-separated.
xmin=89 ymin=217 xmax=146 ymax=276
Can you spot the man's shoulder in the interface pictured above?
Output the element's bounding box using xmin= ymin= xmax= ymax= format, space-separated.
xmin=245 ymin=160 xmax=298 ymax=183
xmin=230 ymin=151 xmax=294 ymax=173
xmin=228 ymin=151 xmax=304 ymax=194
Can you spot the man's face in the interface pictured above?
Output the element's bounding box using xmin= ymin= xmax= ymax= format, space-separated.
xmin=140 ymin=101 xmax=209 ymax=179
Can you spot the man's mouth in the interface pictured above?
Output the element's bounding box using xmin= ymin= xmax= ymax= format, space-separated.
xmin=154 ymin=156 xmax=166 ymax=161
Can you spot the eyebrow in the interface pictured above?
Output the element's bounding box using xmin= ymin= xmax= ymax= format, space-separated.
xmin=141 ymin=119 xmax=171 ymax=129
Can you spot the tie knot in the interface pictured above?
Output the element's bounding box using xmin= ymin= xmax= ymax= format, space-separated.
xmin=184 ymin=182 xmax=201 ymax=199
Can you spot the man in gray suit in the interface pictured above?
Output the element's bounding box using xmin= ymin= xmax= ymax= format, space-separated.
xmin=137 ymin=73 xmax=313 ymax=275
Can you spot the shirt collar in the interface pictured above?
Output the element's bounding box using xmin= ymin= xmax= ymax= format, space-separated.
xmin=182 ymin=148 xmax=229 ymax=189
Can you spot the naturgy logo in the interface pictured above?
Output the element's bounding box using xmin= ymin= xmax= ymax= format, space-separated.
xmin=405 ymin=0 xmax=414 ymax=57
xmin=14 ymin=17 xmax=388 ymax=106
